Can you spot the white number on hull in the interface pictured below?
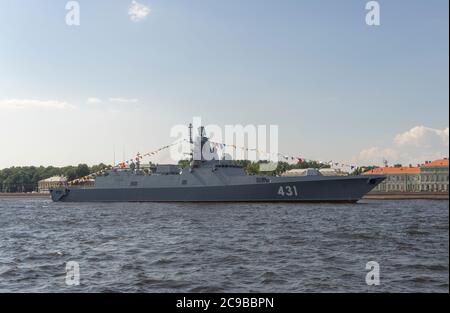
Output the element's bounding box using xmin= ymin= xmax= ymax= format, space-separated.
xmin=278 ymin=185 xmax=298 ymax=197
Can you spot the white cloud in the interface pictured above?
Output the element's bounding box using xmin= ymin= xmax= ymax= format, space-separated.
xmin=86 ymin=97 xmax=139 ymax=104
xmin=128 ymin=1 xmax=151 ymax=22
xmin=356 ymin=146 xmax=399 ymax=165
xmin=109 ymin=97 xmax=139 ymax=103
xmin=86 ymin=97 xmax=102 ymax=104
xmin=394 ymin=125 xmax=449 ymax=147
xmin=0 ymin=99 xmax=75 ymax=110
xmin=354 ymin=125 xmax=449 ymax=166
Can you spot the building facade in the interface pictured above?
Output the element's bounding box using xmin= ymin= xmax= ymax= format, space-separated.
xmin=38 ymin=176 xmax=68 ymax=193
xmin=420 ymin=159 xmax=449 ymax=192
xmin=363 ymin=159 xmax=449 ymax=193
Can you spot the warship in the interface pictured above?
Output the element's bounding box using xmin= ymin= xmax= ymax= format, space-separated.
xmin=50 ymin=125 xmax=385 ymax=203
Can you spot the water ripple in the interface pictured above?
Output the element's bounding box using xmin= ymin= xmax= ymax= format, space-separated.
xmin=0 ymin=197 xmax=448 ymax=292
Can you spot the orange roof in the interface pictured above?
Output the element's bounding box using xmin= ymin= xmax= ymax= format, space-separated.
xmin=364 ymin=167 xmax=420 ymax=175
xmin=422 ymin=159 xmax=449 ymax=167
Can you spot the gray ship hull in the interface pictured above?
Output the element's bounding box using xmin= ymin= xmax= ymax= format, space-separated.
xmin=50 ymin=175 xmax=385 ymax=203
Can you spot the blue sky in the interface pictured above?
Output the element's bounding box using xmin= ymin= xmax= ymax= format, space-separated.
xmin=0 ymin=0 xmax=448 ymax=168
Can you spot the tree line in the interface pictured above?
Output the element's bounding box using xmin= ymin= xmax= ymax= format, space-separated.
xmin=1 ymin=160 xmax=376 ymax=193
xmin=178 ymin=159 xmax=335 ymax=176
xmin=0 ymin=163 xmax=111 ymax=193
xmin=179 ymin=159 xmax=380 ymax=176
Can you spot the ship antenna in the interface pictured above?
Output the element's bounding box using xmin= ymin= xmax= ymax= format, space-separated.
xmin=113 ymin=145 xmax=116 ymax=167
xmin=188 ymin=123 xmax=193 ymax=161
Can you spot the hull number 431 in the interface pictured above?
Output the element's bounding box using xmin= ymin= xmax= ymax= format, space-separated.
xmin=277 ymin=185 xmax=298 ymax=196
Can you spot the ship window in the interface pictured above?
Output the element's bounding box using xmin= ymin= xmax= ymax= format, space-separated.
xmin=130 ymin=181 xmax=138 ymax=186
xmin=181 ymin=180 xmax=187 ymax=185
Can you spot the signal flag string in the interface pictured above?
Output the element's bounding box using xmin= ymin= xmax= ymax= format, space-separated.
xmin=70 ymin=138 xmax=366 ymax=185
xmin=207 ymin=140 xmax=362 ymax=171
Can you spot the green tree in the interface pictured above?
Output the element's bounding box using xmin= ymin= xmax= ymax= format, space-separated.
xmin=351 ymin=166 xmax=378 ymax=176
xmin=65 ymin=168 xmax=77 ymax=181
xmin=245 ymin=162 xmax=259 ymax=175
xmin=76 ymin=164 xmax=90 ymax=178
xmin=178 ymin=159 xmax=191 ymax=169
xmin=90 ymin=163 xmax=110 ymax=174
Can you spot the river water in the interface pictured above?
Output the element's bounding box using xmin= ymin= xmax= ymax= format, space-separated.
xmin=0 ymin=197 xmax=448 ymax=292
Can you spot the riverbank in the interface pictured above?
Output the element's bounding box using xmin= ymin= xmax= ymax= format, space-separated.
xmin=364 ymin=192 xmax=449 ymax=200
xmin=0 ymin=193 xmax=50 ymax=198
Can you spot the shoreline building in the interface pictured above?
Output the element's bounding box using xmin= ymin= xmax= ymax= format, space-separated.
xmin=363 ymin=158 xmax=449 ymax=193
xmin=38 ymin=176 xmax=68 ymax=193
xmin=281 ymin=168 xmax=348 ymax=177
xmin=420 ymin=159 xmax=449 ymax=192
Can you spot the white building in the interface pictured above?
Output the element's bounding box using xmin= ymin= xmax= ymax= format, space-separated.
xmin=281 ymin=168 xmax=348 ymax=177
xmin=38 ymin=176 xmax=68 ymax=193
